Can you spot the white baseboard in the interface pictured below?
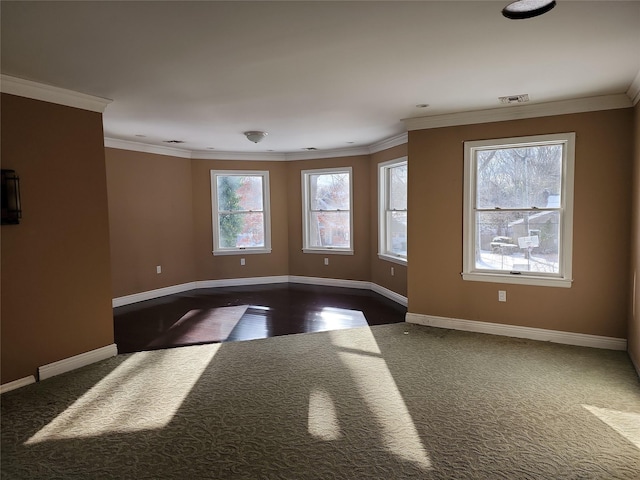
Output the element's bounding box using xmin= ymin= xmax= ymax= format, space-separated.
xmin=38 ymin=344 xmax=118 ymax=381
xmin=113 ymin=276 xmax=407 ymax=308
xmin=370 ymin=283 xmax=408 ymax=307
xmin=195 ymin=275 xmax=290 ymax=289
xmin=288 ymin=275 xmax=371 ymax=290
xmin=406 ymin=313 xmax=627 ymax=351
xmin=1 ymin=375 xmax=36 ymax=394
xmin=113 ymin=282 xmax=197 ymax=307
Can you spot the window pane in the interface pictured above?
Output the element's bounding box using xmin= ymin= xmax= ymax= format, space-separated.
xmin=387 ymin=211 xmax=407 ymax=256
xmin=217 ymin=176 xmax=263 ymax=212
xmin=475 ymin=210 xmax=560 ymax=274
xmin=308 ymin=211 xmax=350 ymax=248
xmin=476 ymin=145 xmax=562 ymax=209
xmin=219 ymin=212 xmax=265 ymax=248
xmin=389 ymin=164 xmax=407 ymax=211
xmin=309 ymin=173 xmax=350 ymax=211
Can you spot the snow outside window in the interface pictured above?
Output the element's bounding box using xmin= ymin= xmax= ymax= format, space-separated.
xmin=463 ymin=133 xmax=575 ymax=287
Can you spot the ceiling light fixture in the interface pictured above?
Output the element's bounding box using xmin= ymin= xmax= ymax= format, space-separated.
xmin=244 ymin=131 xmax=268 ymax=143
xmin=502 ymin=0 xmax=556 ymax=19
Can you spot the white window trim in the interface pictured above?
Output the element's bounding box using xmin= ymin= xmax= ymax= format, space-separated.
xmin=378 ymin=157 xmax=408 ymax=265
xmin=301 ymin=166 xmax=354 ymax=255
xmin=211 ymin=170 xmax=272 ymax=256
xmin=462 ymin=133 xmax=575 ymax=288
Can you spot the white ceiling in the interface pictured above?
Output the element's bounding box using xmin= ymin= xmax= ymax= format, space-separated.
xmin=2 ymin=1 xmax=639 ymax=155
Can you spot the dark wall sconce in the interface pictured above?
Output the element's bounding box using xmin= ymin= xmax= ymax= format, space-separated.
xmin=1 ymin=169 xmax=22 ymax=225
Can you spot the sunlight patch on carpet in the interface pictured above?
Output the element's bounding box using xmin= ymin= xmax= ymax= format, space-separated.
xmin=583 ymin=404 xmax=640 ymax=450
xmin=308 ymin=388 xmax=342 ymax=441
xmin=329 ymin=328 xmax=432 ymax=470
xmin=26 ymin=344 xmax=220 ymax=444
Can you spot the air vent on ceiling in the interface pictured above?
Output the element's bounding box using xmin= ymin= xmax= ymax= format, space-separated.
xmin=499 ymin=94 xmax=530 ymax=104
xmin=163 ymin=140 xmax=185 ymax=144
xmin=304 ymin=147 xmax=318 ymax=151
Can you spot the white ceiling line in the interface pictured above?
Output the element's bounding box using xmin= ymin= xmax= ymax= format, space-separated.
xmin=402 ymin=94 xmax=632 ymax=132
xmin=0 ymin=74 xmax=111 ymax=113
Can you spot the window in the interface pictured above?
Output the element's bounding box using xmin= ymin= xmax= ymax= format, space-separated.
xmin=211 ymin=170 xmax=271 ymax=255
xmin=301 ymin=167 xmax=353 ymax=254
xmin=378 ymin=157 xmax=407 ymax=264
xmin=463 ymin=133 xmax=575 ymax=287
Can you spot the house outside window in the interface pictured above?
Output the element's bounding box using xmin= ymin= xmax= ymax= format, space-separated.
xmin=463 ymin=133 xmax=575 ymax=287
xmin=301 ymin=167 xmax=353 ymax=254
xmin=210 ymin=170 xmax=271 ymax=255
xmin=378 ymin=157 xmax=407 ymax=264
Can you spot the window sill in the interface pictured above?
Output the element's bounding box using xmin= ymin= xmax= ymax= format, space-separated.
xmin=378 ymin=253 xmax=407 ymax=265
xmin=303 ymin=248 xmax=354 ymax=255
xmin=213 ymin=248 xmax=272 ymax=256
xmin=462 ymin=272 xmax=572 ymax=288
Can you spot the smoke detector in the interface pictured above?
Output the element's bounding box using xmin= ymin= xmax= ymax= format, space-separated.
xmin=499 ymin=94 xmax=530 ymax=104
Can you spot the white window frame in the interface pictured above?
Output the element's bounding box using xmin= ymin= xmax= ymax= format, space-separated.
xmin=463 ymin=133 xmax=575 ymax=288
xmin=378 ymin=157 xmax=408 ymax=265
xmin=210 ymin=170 xmax=272 ymax=256
xmin=301 ymin=166 xmax=354 ymax=255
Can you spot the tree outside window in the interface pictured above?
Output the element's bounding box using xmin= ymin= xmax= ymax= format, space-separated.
xmin=463 ymin=133 xmax=575 ymax=288
xmin=302 ymin=167 xmax=353 ymax=254
xmin=211 ymin=171 xmax=271 ymax=255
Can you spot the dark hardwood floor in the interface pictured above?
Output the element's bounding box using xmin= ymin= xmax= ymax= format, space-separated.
xmin=114 ymin=283 xmax=406 ymax=354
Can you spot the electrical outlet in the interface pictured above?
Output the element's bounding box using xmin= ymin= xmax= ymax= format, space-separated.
xmin=324 ymin=257 xmax=329 ymax=266
xmin=498 ymin=290 xmax=507 ymax=302
xmin=240 ymin=258 xmax=245 ymax=266
xmin=156 ymin=265 xmax=162 ymax=274
xmin=391 ymin=266 xmax=395 ymax=276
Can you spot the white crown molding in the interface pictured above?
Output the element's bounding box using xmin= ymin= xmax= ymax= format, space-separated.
xmin=191 ymin=150 xmax=288 ymax=161
xmin=38 ymin=344 xmax=118 ymax=381
xmin=368 ymin=132 xmax=408 ymax=154
xmin=105 ymin=138 xmax=193 ymax=159
xmin=1 ymin=74 xmax=112 ymax=113
xmin=283 ymin=146 xmax=371 ymax=161
xmin=627 ymin=69 xmax=640 ymax=106
xmin=406 ymin=313 xmax=627 ymax=351
xmin=402 ymin=94 xmax=633 ymax=131
xmin=1 ymin=375 xmax=36 ymax=394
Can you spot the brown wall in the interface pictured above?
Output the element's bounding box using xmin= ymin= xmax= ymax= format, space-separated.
xmin=191 ymin=159 xmax=290 ymax=281
xmin=108 ymin=150 xmax=409 ymax=296
xmin=105 ymin=148 xmax=196 ymax=297
xmin=1 ymin=94 xmax=114 ymax=384
xmin=630 ymin=102 xmax=640 ymax=371
xmin=408 ymin=109 xmax=634 ymax=338
xmin=370 ymin=144 xmax=408 ymax=297
xmin=287 ymin=156 xmax=372 ymax=281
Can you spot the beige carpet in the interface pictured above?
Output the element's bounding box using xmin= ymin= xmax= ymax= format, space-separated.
xmin=2 ymin=323 xmax=639 ymax=479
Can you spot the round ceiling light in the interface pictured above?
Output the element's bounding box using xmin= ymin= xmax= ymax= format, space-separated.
xmin=244 ymin=131 xmax=268 ymax=143
xmin=502 ymin=0 xmax=556 ymax=19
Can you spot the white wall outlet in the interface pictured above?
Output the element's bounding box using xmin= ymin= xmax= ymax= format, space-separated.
xmin=391 ymin=266 xmax=395 ymax=276
xmin=324 ymin=257 xmax=329 ymax=266
xmin=240 ymin=258 xmax=246 ymax=266
xmin=156 ymin=265 xmax=162 ymax=274
xmin=498 ymin=290 xmax=507 ymax=302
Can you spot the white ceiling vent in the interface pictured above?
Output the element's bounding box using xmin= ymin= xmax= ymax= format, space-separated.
xmin=499 ymin=94 xmax=530 ymax=104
